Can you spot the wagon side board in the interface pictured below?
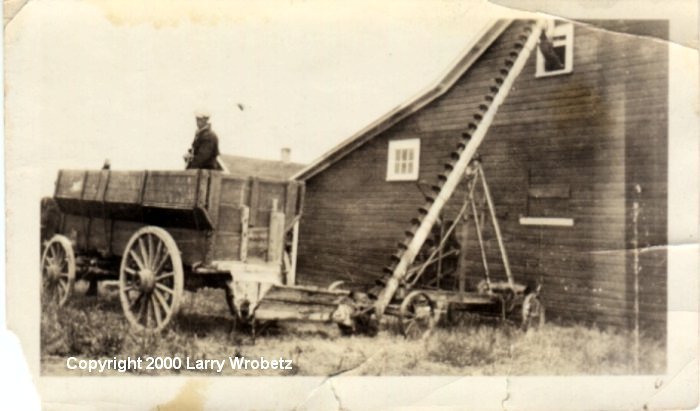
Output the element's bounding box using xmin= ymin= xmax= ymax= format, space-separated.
xmin=51 ymin=169 xmax=305 ymax=270
xmin=208 ymin=175 xmax=303 ymax=265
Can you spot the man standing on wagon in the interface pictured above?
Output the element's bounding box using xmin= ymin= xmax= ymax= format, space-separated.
xmin=184 ymin=110 xmax=222 ymax=170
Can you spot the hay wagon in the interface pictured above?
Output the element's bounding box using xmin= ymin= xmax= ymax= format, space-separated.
xmin=41 ymin=169 xmax=358 ymax=332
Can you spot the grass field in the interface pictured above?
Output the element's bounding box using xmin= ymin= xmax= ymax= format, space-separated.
xmin=41 ymin=284 xmax=665 ymax=376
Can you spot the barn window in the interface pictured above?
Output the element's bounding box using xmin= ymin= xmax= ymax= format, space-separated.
xmin=535 ymin=20 xmax=574 ymax=78
xmin=386 ymin=138 xmax=420 ymax=181
xmin=520 ymin=172 xmax=575 ymax=227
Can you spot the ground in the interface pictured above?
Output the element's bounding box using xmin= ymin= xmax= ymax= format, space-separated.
xmin=41 ymin=283 xmax=665 ymax=376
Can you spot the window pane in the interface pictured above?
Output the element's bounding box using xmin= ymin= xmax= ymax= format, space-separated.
xmin=545 ymin=45 xmax=567 ymax=72
xmin=387 ymin=139 xmax=420 ymax=180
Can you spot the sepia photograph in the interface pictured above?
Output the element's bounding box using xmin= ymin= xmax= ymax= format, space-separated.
xmin=3 ymin=0 xmax=698 ymax=410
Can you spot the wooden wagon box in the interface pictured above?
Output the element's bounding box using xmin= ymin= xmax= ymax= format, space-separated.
xmin=52 ymin=169 xmax=303 ymax=268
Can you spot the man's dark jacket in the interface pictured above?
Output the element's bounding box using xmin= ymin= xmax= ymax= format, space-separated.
xmin=187 ymin=125 xmax=220 ymax=170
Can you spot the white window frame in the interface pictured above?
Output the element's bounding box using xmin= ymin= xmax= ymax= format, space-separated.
xmin=536 ymin=21 xmax=574 ymax=78
xmin=386 ymin=138 xmax=420 ymax=181
xmin=519 ymin=216 xmax=575 ymax=227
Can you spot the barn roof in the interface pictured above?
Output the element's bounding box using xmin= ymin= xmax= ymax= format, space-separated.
xmin=292 ymin=19 xmax=512 ymax=181
xmin=219 ymin=154 xmax=305 ymax=180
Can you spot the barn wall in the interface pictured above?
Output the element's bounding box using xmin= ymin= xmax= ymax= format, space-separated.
xmin=297 ymin=20 xmax=534 ymax=287
xmin=297 ymin=20 xmax=667 ymax=329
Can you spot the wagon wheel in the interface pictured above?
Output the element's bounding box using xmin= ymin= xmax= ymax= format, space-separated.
xmin=40 ymin=235 xmax=76 ymax=307
xmin=119 ymin=226 xmax=184 ymax=332
xmin=521 ymin=293 xmax=545 ymax=331
xmin=399 ymin=291 xmax=437 ymax=339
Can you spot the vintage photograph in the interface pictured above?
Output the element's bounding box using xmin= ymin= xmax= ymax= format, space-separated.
xmin=4 ymin=0 xmax=698 ymax=410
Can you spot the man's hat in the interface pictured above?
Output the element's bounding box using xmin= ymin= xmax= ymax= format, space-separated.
xmin=194 ymin=109 xmax=210 ymax=119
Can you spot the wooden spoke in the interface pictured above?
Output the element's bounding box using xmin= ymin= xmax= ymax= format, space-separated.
xmin=59 ymin=260 xmax=68 ymax=273
xmin=137 ymin=294 xmax=148 ymax=323
xmin=119 ymin=226 xmax=183 ymax=333
xmin=146 ymin=234 xmax=154 ymax=269
xmin=138 ymin=238 xmax=149 ymax=268
xmin=145 ymin=298 xmax=153 ymax=328
xmin=129 ymin=291 xmax=144 ymax=309
xmin=153 ymin=289 xmax=172 ymax=316
xmin=155 ymin=283 xmax=174 ymax=295
xmin=151 ymin=295 xmax=163 ymax=327
xmin=153 ymin=250 xmax=170 ymax=276
xmin=153 ymin=240 xmax=163 ymax=271
xmin=129 ymin=250 xmax=146 ymax=271
xmin=155 ymin=272 xmax=174 ymax=282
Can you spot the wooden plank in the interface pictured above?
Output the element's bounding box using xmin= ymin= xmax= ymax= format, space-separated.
xmin=267 ymin=206 xmax=285 ymax=263
xmin=284 ymin=181 xmax=298 ymax=220
xmin=262 ymin=285 xmax=347 ymax=306
xmin=254 ymin=300 xmax=336 ymax=322
xmin=249 ymin=178 xmax=260 ymax=226
xmin=219 ymin=176 xmax=248 ymax=205
xmin=247 ymin=227 xmax=269 ymax=260
xmin=297 ymin=182 xmax=306 ymax=215
xmin=289 ymin=220 xmax=300 ymax=285
xmin=212 ymin=233 xmax=241 ymax=261
xmin=142 ymin=171 xmax=200 ymax=207
xmin=239 ymin=206 xmax=250 ymax=262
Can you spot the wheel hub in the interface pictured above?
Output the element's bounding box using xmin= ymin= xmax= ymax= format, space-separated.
xmin=46 ymin=262 xmax=60 ymax=282
xmin=138 ymin=269 xmax=156 ymax=292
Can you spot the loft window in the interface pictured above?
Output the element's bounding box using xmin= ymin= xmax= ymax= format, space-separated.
xmin=386 ymin=138 xmax=420 ymax=181
xmin=536 ymin=20 xmax=574 ymax=77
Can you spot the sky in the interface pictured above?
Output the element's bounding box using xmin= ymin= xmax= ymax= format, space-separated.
xmin=5 ymin=0 xmax=696 ymax=197
xmin=5 ymin=0 xmax=497 ymax=195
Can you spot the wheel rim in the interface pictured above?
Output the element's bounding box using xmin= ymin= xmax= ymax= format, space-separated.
xmin=119 ymin=227 xmax=183 ymax=332
xmin=40 ymin=235 xmax=76 ymax=307
xmin=400 ymin=291 xmax=435 ymax=339
xmin=328 ymin=280 xmax=345 ymax=291
xmin=521 ymin=294 xmax=544 ymax=331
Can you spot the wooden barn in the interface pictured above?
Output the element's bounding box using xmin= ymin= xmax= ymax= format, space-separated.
xmin=292 ymin=19 xmax=668 ymax=330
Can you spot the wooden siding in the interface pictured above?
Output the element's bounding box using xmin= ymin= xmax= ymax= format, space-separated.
xmin=296 ymin=20 xmax=667 ymax=330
